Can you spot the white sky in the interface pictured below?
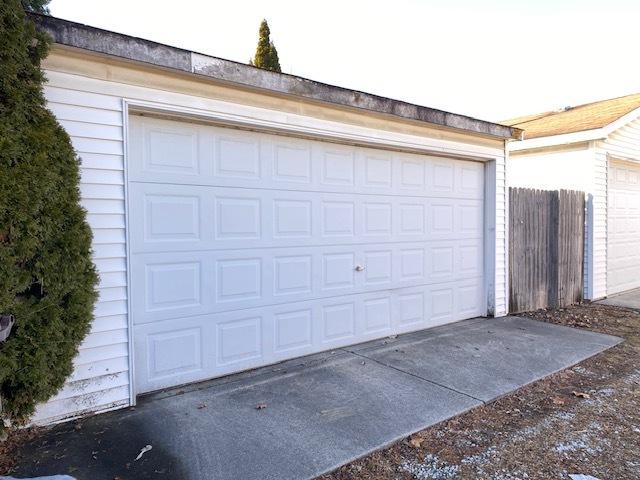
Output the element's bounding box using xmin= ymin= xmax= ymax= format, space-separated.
xmin=48 ymin=0 xmax=640 ymax=123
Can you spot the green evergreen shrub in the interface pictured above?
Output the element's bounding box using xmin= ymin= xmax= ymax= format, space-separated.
xmin=0 ymin=0 xmax=98 ymax=432
xmin=252 ymin=19 xmax=282 ymax=73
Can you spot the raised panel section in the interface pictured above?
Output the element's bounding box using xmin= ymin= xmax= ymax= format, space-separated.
xmin=398 ymin=293 xmax=424 ymax=325
xmin=216 ymin=259 xmax=262 ymax=302
xmin=275 ymin=309 xmax=312 ymax=352
xmin=274 ymin=256 xmax=312 ymax=295
xmin=431 ymin=247 xmax=454 ymax=277
xmin=216 ymin=136 xmax=260 ymax=179
xmin=322 ymin=201 xmax=354 ymax=237
xmin=460 ymin=164 xmax=483 ymax=193
xmin=364 ymin=250 xmax=392 ymax=285
xmin=274 ymin=200 xmax=312 ymax=238
xmin=401 ymin=159 xmax=425 ymax=187
xmin=217 ymin=317 xmax=262 ymax=365
xmin=322 ymin=253 xmax=355 ymax=289
xmin=460 ymin=245 xmax=482 ymax=276
xmin=145 ymin=127 xmax=199 ymax=175
xmin=322 ymin=150 xmax=355 ymax=185
xmin=400 ymin=249 xmax=425 ymax=280
xmin=144 ymin=195 xmax=199 ymax=241
xmin=364 ymin=155 xmax=392 ymax=187
xmin=459 ymin=285 xmax=481 ymax=316
xmin=433 ymin=163 xmax=454 ymax=191
xmin=460 ymin=203 xmax=483 ymax=234
xmin=215 ymin=197 xmax=261 ymax=239
xmin=399 ymin=204 xmax=425 ymax=234
xmin=432 ymin=204 xmax=454 ymax=233
xmin=145 ymin=262 xmax=201 ymax=312
xmin=364 ymin=297 xmax=391 ymax=333
xmin=364 ymin=203 xmax=392 ymax=235
xmin=322 ymin=303 xmax=355 ymax=341
xmin=274 ymin=144 xmax=312 ymax=183
xmin=147 ymin=328 xmax=202 ymax=379
xmin=431 ymin=288 xmax=454 ymax=320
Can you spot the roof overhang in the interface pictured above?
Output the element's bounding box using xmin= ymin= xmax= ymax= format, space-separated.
xmin=510 ymin=105 xmax=640 ymax=152
xmin=29 ymin=12 xmax=522 ymax=141
xmin=509 ymin=128 xmax=607 ymax=152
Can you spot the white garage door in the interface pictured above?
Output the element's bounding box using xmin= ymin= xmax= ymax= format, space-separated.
xmin=608 ymin=160 xmax=640 ymax=295
xmin=128 ymin=116 xmax=486 ymax=394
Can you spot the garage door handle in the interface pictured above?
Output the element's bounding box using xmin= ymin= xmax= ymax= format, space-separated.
xmin=355 ymin=265 xmax=365 ymax=272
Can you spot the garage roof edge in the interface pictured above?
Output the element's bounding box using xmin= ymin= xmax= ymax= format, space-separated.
xmin=30 ymin=13 xmax=521 ymax=141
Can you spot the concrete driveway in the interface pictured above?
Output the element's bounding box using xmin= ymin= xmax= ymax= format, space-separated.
xmin=598 ymin=288 xmax=640 ymax=310
xmin=11 ymin=316 xmax=620 ymax=480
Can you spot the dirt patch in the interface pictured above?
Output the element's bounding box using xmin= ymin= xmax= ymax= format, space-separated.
xmin=322 ymin=303 xmax=640 ymax=480
xmin=0 ymin=425 xmax=42 ymax=474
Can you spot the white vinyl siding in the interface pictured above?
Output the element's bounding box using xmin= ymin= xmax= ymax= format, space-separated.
xmin=604 ymin=117 xmax=640 ymax=161
xmin=590 ymin=145 xmax=609 ymax=299
xmin=494 ymin=155 xmax=508 ymax=316
xmin=33 ymin=87 xmax=129 ymax=424
xmin=33 ymin=64 xmax=507 ymax=424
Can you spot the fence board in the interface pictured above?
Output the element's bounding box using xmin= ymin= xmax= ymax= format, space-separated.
xmin=509 ymin=188 xmax=585 ymax=313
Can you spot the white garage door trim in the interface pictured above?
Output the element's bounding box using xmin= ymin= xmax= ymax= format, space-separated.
xmin=607 ymin=158 xmax=640 ymax=295
xmin=122 ymin=100 xmax=500 ymax=399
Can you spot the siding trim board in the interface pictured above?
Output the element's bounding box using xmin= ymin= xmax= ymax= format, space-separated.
xmin=34 ymin=61 xmax=508 ymax=424
xmin=121 ymin=100 xmax=136 ymax=407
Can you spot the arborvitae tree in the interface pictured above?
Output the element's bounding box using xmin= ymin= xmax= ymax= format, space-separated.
xmin=0 ymin=0 xmax=98 ymax=434
xmin=21 ymin=0 xmax=50 ymax=14
xmin=252 ymin=19 xmax=281 ymax=73
xmin=268 ymin=41 xmax=280 ymax=72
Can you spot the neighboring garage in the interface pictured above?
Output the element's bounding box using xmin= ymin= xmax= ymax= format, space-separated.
xmin=506 ymin=93 xmax=640 ymax=300
xmin=30 ymin=13 xmax=519 ymax=423
xmin=608 ymin=160 xmax=640 ymax=295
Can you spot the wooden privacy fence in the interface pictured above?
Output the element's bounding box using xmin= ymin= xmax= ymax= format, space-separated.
xmin=509 ymin=188 xmax=585 ymax=313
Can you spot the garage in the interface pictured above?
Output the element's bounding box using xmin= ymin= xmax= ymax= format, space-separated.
xmin=30 ymin=13 xmax=518 ymax=423
xmin=129 ymin=116 xmax=486 ymax=393
xmin=608 ymin=159 xmax=640 ymax=295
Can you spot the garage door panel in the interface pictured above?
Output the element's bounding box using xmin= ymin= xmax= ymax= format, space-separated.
xmin=129 ymin=117 xmax=484 ymax=200
xmin=608 ymin=160 xmax=640 ymax=294
xmin=134 ymin=279 xmax=485 ymax=393
xmin=129 ymin=182 xmax=482 ymax=254
xmin=130 ymin=251 xmax=213 ymax=323
xmin=129 ymin=116 xmax=486 ymax=394
xmin=131 ymin=238 xmax=483 ymax=325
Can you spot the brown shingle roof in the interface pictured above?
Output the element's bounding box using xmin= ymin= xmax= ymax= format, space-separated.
xmin=502 ymin=93 xmax=640 ymax=139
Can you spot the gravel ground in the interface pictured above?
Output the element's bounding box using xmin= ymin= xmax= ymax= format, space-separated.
xmin=321 ymin=303 xmax=640 ymax=480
